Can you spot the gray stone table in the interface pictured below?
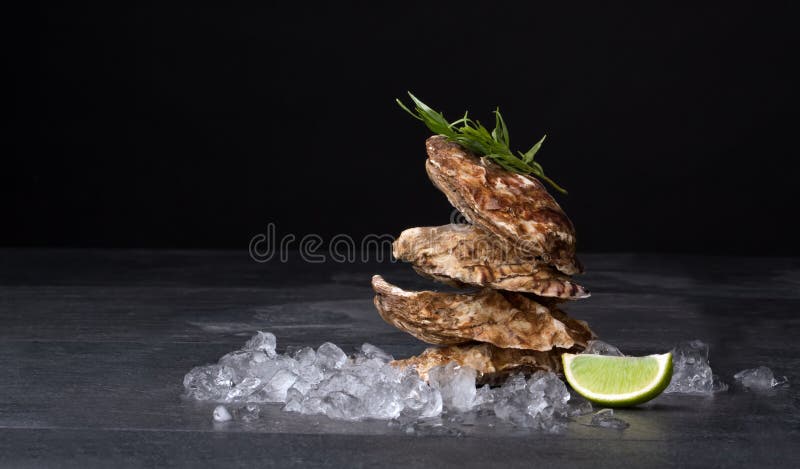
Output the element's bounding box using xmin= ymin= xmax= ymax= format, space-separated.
xmin=1 ymin=249 xmax=798 ymax=468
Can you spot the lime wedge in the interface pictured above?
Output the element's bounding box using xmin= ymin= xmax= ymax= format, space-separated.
xmin=562 ymin=352 xmax=673 ymax=407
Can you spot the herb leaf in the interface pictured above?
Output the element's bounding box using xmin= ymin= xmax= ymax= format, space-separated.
xmin=397 ymin=92 xmax=566 ymax=194
xmin=521 ymin=134 xmax=546 ymax=164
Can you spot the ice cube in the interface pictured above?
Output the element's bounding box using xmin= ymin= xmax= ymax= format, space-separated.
xmin=225 ymin=376 xmax=263 ymax=402
xmin=247 ymin=355 xmax=299 ymax=383
xmin=297 ymin=396 xmax=325 ymax=415
xmin=583 ymin=340 xmax=624 ymax=356
xmin=473 ymin=385 xmax=494 ymax=407
xmin=212 ymin=405 xmax=232 ymax=422
xmin=219 ymin=350 xmax=269 ymax=374
xmin=358 ymin=343 xmax=393 ymax=363
xmin=315 ymin=370 xmax=371 ymax=397
xmin=288 ymin=377 xmax=314 ymax=396
xmin=316 ymin=342 xmax=348 ymax=370
xmin=492 ymin=392 xmax=526 ymax=424
xmin=588 ymin=408 xmax=629 ymax=430
xmin=282 ymin=387 xmax=305 ymax=413
xmin=361 ymin=381 xmax=403 ymax=419
xmin=183 ymin=365 xmax=237 ymax=401
xmin=213 ymin=365 xmax=237 ymax=387
xmin=243 ymin=331 xmax=277 ymax=358
xmin=397 ymin=371 xmax=443 ymax=418
xmin=499 ymin=373 xmax=528 ymax=394
xmin=665 ymin=340 xmax=718 ymax=394
xmin=416 ymin=388 xmax=443 ymax=419
xmin=252 ymin=368 xmax=298 ymax=402
xmin=491 ymin=371 xmax=571 ymax=432
xmin=734 ymin=366 xmax=789 ymax=390
xmin=292 ymin=346 xmax=316 ymax=367
xmin=319 ymin=391 xmax=363 ymax=421
xmin=294 ymin=362 xmax=324 ymax=387
xmin=529 ymin=371 xmax=571 ymax=411
xmin=428 ymin=363 xmax=478 ymax=412
xmin=567 ymin=395 xmax=594 ymax=416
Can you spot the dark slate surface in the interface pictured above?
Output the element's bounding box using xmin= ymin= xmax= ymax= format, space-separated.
xmin=1 ymin=249 xmax=799 ymax=468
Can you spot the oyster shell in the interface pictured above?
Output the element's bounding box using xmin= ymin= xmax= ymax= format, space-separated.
xmin=393 ymin=224 xmax=589 ymax=299
xmin=425 ymin=135 xmax=582 ymax=275
xmin=372 ymin=275 xmax=595 ymax=351
xmin=392 ymin=342 xmax=569 ymax=384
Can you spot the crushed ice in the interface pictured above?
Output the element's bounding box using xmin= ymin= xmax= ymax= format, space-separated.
xmin=734 ymin=366 xmax=789 ymax=390
xmin=184 ymin=331 xmax=589 ymax=431
xmin=187 ymin=333 xmax=785 ymax=430
xmin=488 ymin=371 xmax=576 ymax=431
xmin=665 ymin=340 xmax=728 ymax=394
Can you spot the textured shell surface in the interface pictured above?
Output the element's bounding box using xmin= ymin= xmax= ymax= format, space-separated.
xmin=391 ymin=342 xmax=571 ymax=384
xmin=425 ymin=135 xmax=582 ymax=275
xmin=371 ymin=275 xmax=595 ymax=351
xmin=393 ymin=224 xmax=589 ymax=299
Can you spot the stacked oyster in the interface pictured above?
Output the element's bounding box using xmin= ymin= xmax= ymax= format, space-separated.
xmin=372 ymin=135 xmax=595 ymax=384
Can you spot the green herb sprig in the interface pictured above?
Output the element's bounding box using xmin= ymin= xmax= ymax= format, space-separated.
xmin=396 ymin=92 xmax=566 ymax=194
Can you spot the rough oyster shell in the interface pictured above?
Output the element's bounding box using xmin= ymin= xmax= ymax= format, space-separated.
xmin=392 ymin=342 xmax=570 ymax=384
xmin=372 ymin=275 xmax=595 ymax=351
xmin=425 ymin=135 xmax=582 ymax=275
xmin=393 ymin=224 xmax=589 ymax=299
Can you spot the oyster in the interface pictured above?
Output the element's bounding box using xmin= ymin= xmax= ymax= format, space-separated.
xmin=393 ymin=224 xmax=589 ymax=299
xmin=372 ymin=275 xmax=594 ymax=351
xmin=392 ymin=342 xmax=568 ymax=384
xmin=425 ymin=135 xmax=582 ymax=275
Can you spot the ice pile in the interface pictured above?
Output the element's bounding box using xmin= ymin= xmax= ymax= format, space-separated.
xmin=184 ymin=331 xmax=591 ymax=431
xmin=483 ymin=371 xmax=582 ymax=431
xmin=734 ymin=366 xmax=789 ymax=391
xmin=184 ymin=332 xmax=441 ymax=421
xmin=665 ymin=340 xmax=728 ymax=394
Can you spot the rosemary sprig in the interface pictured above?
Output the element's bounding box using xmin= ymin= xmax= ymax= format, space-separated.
xmin=396 ymin=92 xmax=567 ymax=194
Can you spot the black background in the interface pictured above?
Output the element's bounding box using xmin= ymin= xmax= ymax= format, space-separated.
xmin=7 ymin=3 xmax=799 ymax=254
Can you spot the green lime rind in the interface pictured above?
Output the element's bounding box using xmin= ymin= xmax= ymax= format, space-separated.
xmin=562 ymin=352 xmax=673 ymax=407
